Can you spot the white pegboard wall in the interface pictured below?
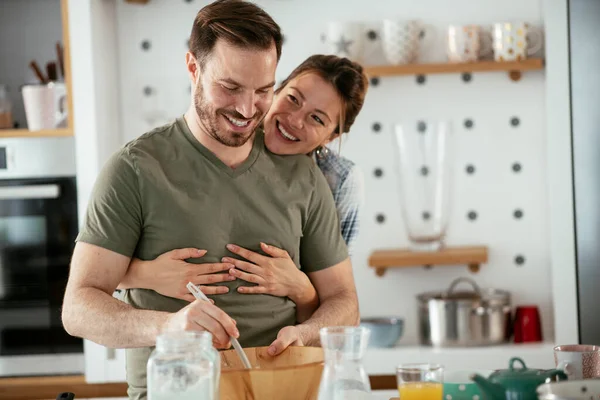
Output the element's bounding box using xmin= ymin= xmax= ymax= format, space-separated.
xmin=115 ymin=0 xmax=551 ymax=345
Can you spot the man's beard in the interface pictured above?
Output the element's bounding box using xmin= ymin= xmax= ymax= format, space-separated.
xmin=194 ymin=81 xmax=261 ymax=148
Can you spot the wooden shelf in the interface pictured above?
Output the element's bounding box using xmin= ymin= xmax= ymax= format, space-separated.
xmin=364 ymin=58 xmax=544 ymax=81
xmin=368 ymin=246 xmax=488 ymax=276
xmin=0 ymin=128 xmax=73 ymax=138
xmin=61 ymin=0 xmax=74 ymax=134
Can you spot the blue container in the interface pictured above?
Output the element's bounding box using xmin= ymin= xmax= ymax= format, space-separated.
xmin=359 ymin=317 xmax=404 ymax=348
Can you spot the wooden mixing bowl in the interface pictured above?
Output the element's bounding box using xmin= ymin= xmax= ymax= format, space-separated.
xmin=219 ymin=346 xmax=324 ymax=400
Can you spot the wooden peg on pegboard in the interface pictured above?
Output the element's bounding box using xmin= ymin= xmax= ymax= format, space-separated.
xmin=509 ymin=70 xmax=522 ymax=81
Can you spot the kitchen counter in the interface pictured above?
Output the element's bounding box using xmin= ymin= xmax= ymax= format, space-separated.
xmin=365 ymin=342 xmax=556 ymax=375
xmin=67 ymin=343 xmax=559 ymax=399
xmin=2 ymin=343 xmax=555 ymax=400
xmin=2 ymin=373 xmax=399 ymax=400
xmin=75 ymin=391 xmax=400 ymax=400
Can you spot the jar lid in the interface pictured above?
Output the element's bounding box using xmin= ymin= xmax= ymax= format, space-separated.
xmin=417 ymin=277 xmax=510 ymax=305
xmin=156 ymin=331 xmax=213 ymax=352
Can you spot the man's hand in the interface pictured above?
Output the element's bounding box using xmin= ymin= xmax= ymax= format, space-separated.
xmin=162 ymin=299 xmax=239 ymax=349
xmin=268 ymin=325 xmax=304 ymax=356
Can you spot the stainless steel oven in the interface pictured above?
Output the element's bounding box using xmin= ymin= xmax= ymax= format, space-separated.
xmin=0 ymin=137 xmax=83 ymax=376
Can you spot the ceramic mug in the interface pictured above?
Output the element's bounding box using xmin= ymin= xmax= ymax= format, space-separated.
xmin=381 ymin=19 xmax=433 ymax=65
xmin=513 ymin=305 xmax=543 ymax=343
xmin=554 ymin=345 xmax=600 ymax=380
xmin=447 ymin=25 xmax=485 ymax=63
xmin=491 ymin=22 xmax=543 ymax=62
xmin=325 ymin=21 xmax=365 ymax=62
xmin=21 ymin=82 xmax=67 ymax=131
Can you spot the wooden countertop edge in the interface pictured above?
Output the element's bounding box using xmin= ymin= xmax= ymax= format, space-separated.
xmin=0 ymin=374 xmax=397 ymax=399
xmin=0 ymin=375 xmax=127 ymax=400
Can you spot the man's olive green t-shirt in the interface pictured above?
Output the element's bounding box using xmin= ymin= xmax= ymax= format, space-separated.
xmin=75 ymin=117 xmax=349 ymax=400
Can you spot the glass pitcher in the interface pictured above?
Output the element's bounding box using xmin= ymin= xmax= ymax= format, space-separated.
xmin=147 ymin=331 xmax=220 ymax=400
xmin=392 ymin=120 xmax=454 ymax=251
xmin=317 ymin=326 xmax=372 ymax=400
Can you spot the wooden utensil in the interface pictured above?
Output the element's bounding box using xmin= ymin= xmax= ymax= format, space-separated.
xmin=46 ymin=62 xmax=58 ymax=82
xmin=56 ymin=42 xmax=65 ymax=79
xmin=220 ymin=346 xmax=324 ymax=400
xmin=29 ymin=61 xmax=47 ymax=84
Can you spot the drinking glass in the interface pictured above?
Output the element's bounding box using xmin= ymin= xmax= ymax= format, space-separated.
xmin=397 ymin=363 xmax=444 ymax=400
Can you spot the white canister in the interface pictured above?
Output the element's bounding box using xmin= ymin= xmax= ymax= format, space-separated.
xmin=21 ymin=82 xmax=68 ymax=131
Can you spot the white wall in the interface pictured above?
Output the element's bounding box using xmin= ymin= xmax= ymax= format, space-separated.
xmin=67 ymin=0 xmax=577 ymax=383
xmin=115 ymin=0 xmax=552 ymax=343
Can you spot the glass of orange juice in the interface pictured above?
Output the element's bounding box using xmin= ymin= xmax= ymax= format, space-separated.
xmin=397 ymin=363 xmax=444 ymax=400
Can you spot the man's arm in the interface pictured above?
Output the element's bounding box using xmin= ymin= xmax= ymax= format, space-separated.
xmin=267 ymin=257 xmax=358 ymax=354
xmin=62 ymin=242 xmax=167 ymax=348
xmin=64 ymin=147 xmax=238 ymax=349
xmin=297 ymin=257 xmax=358 ymax=345
xmin=62 ymin=242 xmax=238 ymax=348
xmin=293 ymin=281 xmax=320 ymax=323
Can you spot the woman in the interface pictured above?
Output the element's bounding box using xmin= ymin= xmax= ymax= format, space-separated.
xmin=118 ymin=54 xmax=368 ymax=322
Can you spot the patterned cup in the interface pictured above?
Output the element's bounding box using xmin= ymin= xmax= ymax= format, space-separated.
xmin=492 ymin=22 xmax=543 ymax=62
xmin=326 ymin=21 xmax=365 ymax=62
xmin=554 ymin=345 xmax=600 ymax=380
xmin=447 ymin=25 xmax=483 ymax=63
xmin=381 ymin=19 xmax=433 ymax=65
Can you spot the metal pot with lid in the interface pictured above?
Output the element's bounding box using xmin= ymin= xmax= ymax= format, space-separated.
xmin=417 ymin=277 xmax=512 ymax=347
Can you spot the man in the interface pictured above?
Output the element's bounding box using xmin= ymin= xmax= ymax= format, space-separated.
xmin=61 ymin=1 xmax=358 ymax=399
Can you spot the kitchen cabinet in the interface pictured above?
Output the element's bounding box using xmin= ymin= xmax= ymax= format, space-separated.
xmin=0 ymin=0 xmax=74 ymax=138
